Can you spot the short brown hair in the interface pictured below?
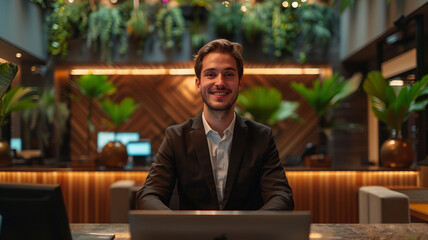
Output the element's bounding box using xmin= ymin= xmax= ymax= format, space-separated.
xmin=194 ymin=39 xmax=244 ymax=80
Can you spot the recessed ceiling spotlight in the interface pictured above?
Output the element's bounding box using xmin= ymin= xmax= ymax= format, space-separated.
xmin=292 ymin=1 xmax=299 ymax=8
xmin=68 ymin=0 xmax=74 ymax=3
xmin=16 ymin=53 xmax=22 ymax=58
xmin=282 ymin=1 xmax=289 ymax=7
xmin=111 ymin=0 xmax=118 ymax=3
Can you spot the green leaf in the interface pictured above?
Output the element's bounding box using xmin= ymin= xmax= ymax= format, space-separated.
xmin=100 ymin=97 xmax=139 ymax=131
xmin=363 ymin=71 xmax=428 ymax=130
xmin=236 ymin=86 xmax=300 ymax=126
xmin=0 ymin=86 xmax=36 ymax=127
xmin=0 ymin=63 xmax=18 ymax=99
xmin=76 ymin=74 xmax=116 ymax=99
xmin=291 ymin=72 xmax=360 ymax=118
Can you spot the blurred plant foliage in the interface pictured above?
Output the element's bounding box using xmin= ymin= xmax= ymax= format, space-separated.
xmin=155 ymin=6 xmax=186 ymax=50
xmin=74 ymin=74 xmax=116 ymax=133
xmin=87 ymin=6 xmax=128 ymax=63
xmin=38 ymin=0 xmax=339 ymax=63
xmin=235 ymin=86 xmax=300 ymax=126
xmin=100 ymin=97 xmax=139 ymax=133
xmin=22 ymin=88 xmax=70 ymax=150
xmin=210 ymin=1 xmax=244 ymax=40
xmin=0 ymin=87 xmax=36 ymax=130
xmin=363 ymin=71 xmax=428 ymax=133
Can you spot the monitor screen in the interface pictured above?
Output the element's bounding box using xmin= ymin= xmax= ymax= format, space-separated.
xmin=127 ymin=141 xmax=151 ymax=156
xmin=97 ymin=131 xmax=140 ymax=152
xmin=10 ymin=138 xmax=22 ymax=152
xmin=0 ymin=183 xmax=72 ymax=240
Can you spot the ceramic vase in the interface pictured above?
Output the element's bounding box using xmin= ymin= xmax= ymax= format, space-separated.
xmin=380 ymin=129 xmax=414 ymax=168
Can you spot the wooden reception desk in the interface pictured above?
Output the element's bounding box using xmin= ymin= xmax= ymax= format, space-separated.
xmin=0 ymin=166 xmax=419 ymax=223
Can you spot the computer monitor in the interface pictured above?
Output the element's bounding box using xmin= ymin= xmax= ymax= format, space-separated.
xmin=0 ymin=183 xmax=115 ymax=240
xmin=10 ymin=138 xmax=22 ymax=152
xmin=97 ymin=131 xmax=140 ymax=152
xmin=127 ymin=140 xmax=152 ymax=166
xmin=0 ymin=183 xmax=72 ymax=240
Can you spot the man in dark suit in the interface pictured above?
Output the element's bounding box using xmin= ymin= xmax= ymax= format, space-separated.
xmin=136 ymin=39 xmax=294 ymax=210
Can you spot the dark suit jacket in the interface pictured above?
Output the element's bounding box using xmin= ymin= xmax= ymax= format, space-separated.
xmin=136 ymin=113 xmax=294 ymax=210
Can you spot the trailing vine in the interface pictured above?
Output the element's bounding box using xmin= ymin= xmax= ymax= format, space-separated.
xmin=127 ymin=7 xmax=150 ymax=55
xmin=87 ymin=6 xmax=127 ymax=63
xmin=267 ymin=1 xmax=299 ymax=57
xmin=46 ymin=0 xmax=89 ymax=58
xmin=210 ymin=2 xmax=243 ymax=40
xmin=155 ymin=6 xmax=185 ymax=50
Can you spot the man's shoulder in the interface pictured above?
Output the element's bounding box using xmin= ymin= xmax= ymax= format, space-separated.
xmin=165 ymin=114 xmax=202 ymax=135
xmin=237 ymin=114 xmax=271 ymax=132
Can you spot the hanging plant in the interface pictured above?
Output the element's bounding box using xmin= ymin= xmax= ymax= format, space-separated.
xmin=46 ymin=0 xmax=90 ymax=58
xmin=155 ymin=6 xmax=185 ymax=50
xmin=127 ymin=7 xmax=150 ymax=55
xmin=265 ymin=1 xmax=299 ymax=57
xmin=87 ymin=6 xmax=127 ymax=63
xmin=46 ymin=1 xmax=72 ymax=58
xmin=296 ymin=2 xmax=338 ymax=63
xmin=241 ymin=2 xmax=270 ymax=43
xmin=210 ymin=1 xmax=243 ymax=40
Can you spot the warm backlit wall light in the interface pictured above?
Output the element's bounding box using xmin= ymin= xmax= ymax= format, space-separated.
xmin=70 ymin=68 xmax=321 ymax=76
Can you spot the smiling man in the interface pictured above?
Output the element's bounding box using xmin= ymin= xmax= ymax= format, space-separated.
xmin=136 ymin=39 xmax=294 ymax=211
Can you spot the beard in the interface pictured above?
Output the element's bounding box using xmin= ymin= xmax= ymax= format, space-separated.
xmin=201 ymin=90 xmax=239 ymax=112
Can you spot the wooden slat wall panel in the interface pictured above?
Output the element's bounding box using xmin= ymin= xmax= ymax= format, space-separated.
xmin=0 ymin=171 xmax=418 ymax=223
xmin=65 ymin=73 xmax=320 ymax=165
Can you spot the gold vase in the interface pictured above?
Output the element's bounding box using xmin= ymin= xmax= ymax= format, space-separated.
xmin=99 ymin=141 xmax=128 ymax=168
xmin=380 ymin=129 xmax=414 ymax=168
xmin=0 ymin=140 xmax=12 ymax=166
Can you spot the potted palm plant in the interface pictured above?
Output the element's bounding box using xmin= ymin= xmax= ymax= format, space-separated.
xmin=74 ymin=74 xmax=116 ymax=165
xmin=235 ymin=86 xmax=300 ymax=126
xmin=363 ymin=71 xmax=428 ymax=168
xmin=291 ymin=72 xmax=362 ymax=167
xmin=0 ymin=63 xmax=36 ymax=165
xmin=98 ymin=97 xmax=139 ymax=168
xmin=22 ymin=88 xmax=70 ymax=160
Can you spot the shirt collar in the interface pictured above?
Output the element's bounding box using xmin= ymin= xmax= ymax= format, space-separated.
xmin=202 ymin=112 xmax=236 ymax=136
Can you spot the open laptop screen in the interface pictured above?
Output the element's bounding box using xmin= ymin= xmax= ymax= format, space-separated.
xmin=129 ymin=210 xmax=311 ymax=240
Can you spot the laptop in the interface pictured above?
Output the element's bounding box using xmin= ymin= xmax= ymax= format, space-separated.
xmin=0 ymin=183 xmax=114 ymax=240
xmin=129 ymin=210 xmax=311 ymax=240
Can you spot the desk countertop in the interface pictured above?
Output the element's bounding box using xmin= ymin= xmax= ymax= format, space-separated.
xmin=70 ymin=223 xmax=428 ymax=240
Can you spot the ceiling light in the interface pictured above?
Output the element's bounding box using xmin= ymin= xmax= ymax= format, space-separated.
xmin=389 ymin=79 xmax=404 ymax=86
xmin=70 ymin=67 xmax=321 ymax=76
xmin=15 ymin=53 xmax=22 ymax=58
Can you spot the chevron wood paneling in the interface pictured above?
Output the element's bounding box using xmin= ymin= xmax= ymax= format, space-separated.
xmin=64 ymin=71 xmax=320 ymax=166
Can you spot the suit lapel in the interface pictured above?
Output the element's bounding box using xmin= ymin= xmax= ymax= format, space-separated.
xmin=222 ymin=115 xmax=248 ymax=208
xmin=190 ymin=113 xmax=219 ymax=208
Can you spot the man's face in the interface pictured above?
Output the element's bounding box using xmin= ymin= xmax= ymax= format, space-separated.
xmin=195 ymin=52 xmax=242 ymax=113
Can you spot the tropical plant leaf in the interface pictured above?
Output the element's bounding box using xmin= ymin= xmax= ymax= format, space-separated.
xmin=0 ymin=63 xmax=18 ymax=99
xmin=76 ymin=74 xmax=116 ymax=99
xmin=291 ymin=72 xmax=360 ymax=118
xmin=0 ymin=86 xmax=36 ymax=128
xmin=236 ymin=86 xmax=299 ymax=126
xmin=100 ymin=97 xmax=139 ymax=131
xmin=363 ymin=71 xmax=428 ymax=131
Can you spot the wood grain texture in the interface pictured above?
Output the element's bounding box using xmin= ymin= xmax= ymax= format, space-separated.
xmin=0 ymin=170 xmax=418 ymax=223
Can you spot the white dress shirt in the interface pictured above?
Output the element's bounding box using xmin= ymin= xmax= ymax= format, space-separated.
xmin=202 ymin=112 xmax=236 ymax=208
